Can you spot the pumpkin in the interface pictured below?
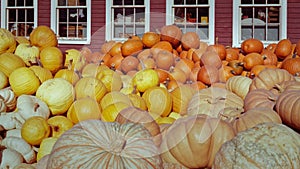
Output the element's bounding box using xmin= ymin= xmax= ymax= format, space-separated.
xmin=281 ymin=57 xmax=300 ymax=76
xmin=200 ymin=51 xmax=222 ymax=69
xmin=127 ymin=93 xmax=147 ymax=110
xmin=160 ymin=114 xmax=235 ymax=168
xmin=142 ymin=32 xmax=161 ymax=48
xmin=170 ymin=85 xmax=197 ymax=115
xmin=74 ymin=77 xmax=107 ymax=103
xmin=168 ymin=66 xmax=187 ymax=84
xmin=244 ymin=89 xmax=278 ymax=111
xmin=249 ymin=64 xmax=277 ymax=78
xmin=225 ymin=48 xmax=239 ymax=61
xmin=29 ymin=25 xmax=58 ymax=51
xmin=275 ymin=39 xmax=293 ymax=60
xmin=155 ymin=50 xmax=175 ymax=70
xmin=160 ymin=24 xmax=182 ymax=48
xmin=45 ymin=120 xmax=163 ymax=168
xmin=231 ymin=107 xmax=282 ymax=133
xmin=100 ymin=91 xmax=132 ymax=110
xmin=213 ymin=122 xmax=300 ymax=168
xmin=0 ymin=53 xmax=25 ymax=77
xmin=197 ymin=65 xmax=219 ymax=85
xmin=227 ymin=60 xmax=244 ymax=75
xmin=36 ymin=78 xmax=75 ymax=115
xmin=225 ymin=75 xmax=252 ymax=99
xmin=249 ymin=68 xmax=295 ymax=91
xmin=9 ymin=67 xmax=41 ymax=96
xmin=119 ymin=55 xmax=139 ymax=74
xmin=115 ymin=107 xmax=161 ymax=146
xmin=174 ymin=58 xmax=194 ymax=78
xmin=206 ymin=44 xmax=226 ymax=60
xmin=29 ymin=65 xmax=53 ymax=83
xmin=181 ymin=32 xmax=200 ymax=50
xmin=276 ymin=89 xmax=300 ymax=130
xmin=142 ymin=86 xmax=172 ymax=118
xmin=107 ymin=53 xmax=124 ymax=69
xmin=101 ymin=40 xmax=116 ymax=54
xmin=0 ymin=28 xmax=17 ymax=54
xmin=0 ymin=71 xmax=8 ymax=89
xmin=218 ymin=65 xmax=236 ymax=82
xmin=67 ymin=97 xmax=101 ymax=124
xmin=241 ymin=38 xmax=263 ymax=54
xmin=261 ymin=49 xmax=278 ymax=66
xmin=39 ymin=46 xmax=64 ymax=74
xmin=242 ymin=52 xmax=264 ymax=70
xmin=121 ymin=39 xmax=144 ymax=57
xmin=101 ymin=102 xmax=132 ymax=122
xmin=151 ymin=41 xmax=173 ymax=58
xmin=187 ymin=87 xmax=244 ymax=118
xmin=107 ymin=42 xmax=122 ymax=57
xmin=14 ymin=44 xmax=40 ymax=66
xmin=132 ymin=68 xmax=160 ymax=93
xmin=54 ymin=67 xmax=80 ymax=85
xmin=96 ymin=68 xmax=123 ymax=92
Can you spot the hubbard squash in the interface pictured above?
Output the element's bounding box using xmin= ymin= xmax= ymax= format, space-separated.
xmin=213 ymin=122 xmax=300 ymax=168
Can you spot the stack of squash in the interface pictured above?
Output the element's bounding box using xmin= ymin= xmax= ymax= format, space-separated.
xmin=0 ymin=24 xmax=300 ymax=168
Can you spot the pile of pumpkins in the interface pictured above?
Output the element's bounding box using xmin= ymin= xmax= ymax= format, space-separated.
xmin=0 ymin=24 xmax=300 ymax=168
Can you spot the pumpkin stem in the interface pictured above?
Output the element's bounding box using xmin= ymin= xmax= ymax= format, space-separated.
xmin=295 ymin=72 xmax=300 ymax=76
xmin=33 ymin=103 xmax=40 ymax=112
xmin=273 ymin=83 xmax=284 ymax=93
xmin=36 ymin=58 xmax=43 ymax=67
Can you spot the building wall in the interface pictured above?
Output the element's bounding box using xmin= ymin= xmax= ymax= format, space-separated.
xmin=2 ymin=0 xmax=300 ymax=51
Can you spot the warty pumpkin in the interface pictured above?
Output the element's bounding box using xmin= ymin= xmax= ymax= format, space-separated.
xmin=45 ymin=120 xmax=163 ymax=168
xmin=213 ymin=122 xmax=300 ymax=168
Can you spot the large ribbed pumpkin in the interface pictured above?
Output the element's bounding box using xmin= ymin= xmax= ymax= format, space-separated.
xmin=45 ymin=120 xmax=163 ymax=168
xmin=225 ymin=76 xmax=252 ymax=99
xmin=276 ymin=89 xmax=300 ymax=130
xmin=36 ymin=78 xmax=75 ymax=115
xmin=0 ymin=28 xmax=16 ymax=54
xmin=213 ymin=122 xmax=300 ymax=168
xmin=29 ymin=25 xmax=58 ymax=51
xmin=243 ymin=89 xmax=278 ymax=111
xmin=160 ymin=114 xmax=235 ymax=168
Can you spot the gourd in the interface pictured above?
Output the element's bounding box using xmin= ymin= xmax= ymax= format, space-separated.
xmin=244 ymin=89 xmax=278 ymax=111
xmin=213 ymin=122 xmax=300 ymax=168
xmin=45 ymin=120 xmax=163 ymax=168
xmin=160 ymin=114 xmax=235 ymax=168
xmin=225 ymin=76 xmax=252 ymax=99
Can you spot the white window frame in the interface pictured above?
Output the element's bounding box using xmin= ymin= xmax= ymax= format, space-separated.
xmin=1 ymin=0 xmax=38 ymax=36
xmin=51 ymin=0 xmax=91 ymax=44
xmin=232 ymin=0 xmax=287 ymax=47
xmin=105 ymin=0 xmax=150 ymax=41
xmin=166 ymin=0 xmax=215 ymax=45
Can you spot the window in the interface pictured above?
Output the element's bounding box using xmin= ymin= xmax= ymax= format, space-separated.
xmin=106 ymin=0 xmax=150 ymax=41
xmin=232 ymin=0 xmax=287 ymax=47
xmin=166 ymin=0 xmax=215 ymax=44
xmin=51 ymin=0 xmax=91 ymax=44
xmin=1 ymin=0 xmax=38 ymax=37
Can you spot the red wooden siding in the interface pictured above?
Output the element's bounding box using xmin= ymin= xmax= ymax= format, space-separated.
xmin=150 ymin=0 xmax=166 ymax=33
xmin=215 ymin=0 xmax=233 ymax=46
xmin=287 ymin=0 xmax=300 ymax=44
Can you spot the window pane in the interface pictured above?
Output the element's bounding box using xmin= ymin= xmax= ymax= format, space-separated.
xmin=254 ymin=0 xmax=266 ymax=4
xmin=114 ymin=8 xmax=124 ymax=21
xmin=18 ymin=9 xmax=26 ymax=22
xmin=79 ymin=0 xmax=86 ymax=6
xmin=241 ymin=0 xmax=253 ymax=4
xmin=267 ymin=26 xmax=279 ymax=40
xmin=254 ymin=26 xmax=266 ymax=40
xmin=268 ymin=0 xmax=279 ymax=4
xmin=78 ymin=8 xmax=87 ymax=22
xmin=187 ymin=0 xmax=196 ymax=5
xmin=69 ymin=9 xmax=78 ymax=23
xmin=27 ymin=9 xmax=34 ymax=22
xmin=187 ymin=8 xmax=196 ymax=22
xmin=7 ymin=0 xmax=16 ymax=6
xmin=197 ymin=0 xmax=208 ymax=4
xmin=198 ymin=7 xmax=209 ymax=23
xmin=268 ymin=7 xmax=279 ymax=23
xmin=68 ymin=0 xmax=79 ymax=6
xmin=25 ymin=0 xmax=33 ymax=6
xmin=125 ymin=8 xmax=134 ymax=17
xmin=59 ymin=9 xmax=68 ymax=22
xmin=135 ymin=0 xmax=144 ymax=5
xmin=241 ymin=7 xmax=253 ymax=19
xmin=17 ymin=0 xmax=25 ymax=6
xmin=125 ymin=0 xmax=133 ymax=5
xmin=113 ymin=0 xmax=122 ymax=5
xmin=58 ymin=0 xmax=67 ymax=6
xmin=174 ymin=0 xmax=183 ymax=5
xmin=174 ymin=7 xmax=185 ymax=19
xmin=136 ymin=8 xmax=145 ymax=22
xmin=8 ymin=10 xmax=17 ymax=22
xmin=255 ymin=7 xmax=267 ymax=22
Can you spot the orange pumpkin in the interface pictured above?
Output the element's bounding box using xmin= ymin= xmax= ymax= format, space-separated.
xmin=197 ymin=65 xmax=219 ymax=85
xmin=281 ymin=57 xmax=300 ymax=76
xmin=160 ymin=24 xmax=182 ymax=48
xmin=181 ymin=32 xmax=200 ymax=50
xmin=242 ymin=52 xmax=264 ymax=70
xmin=241 ymin=38 xmax=263 ymax=54
xmin=142 ymin=32 xmax=161 ymax=48
xmin=121 ymin=39 xmax=144 ymax=57
xmin=29 ymin=26 xmax=58 ymax=51
xmin=206 ymin=44 xmax=227 ymax=60
xmin=275 ymin=39 xmax=293 ymax=60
